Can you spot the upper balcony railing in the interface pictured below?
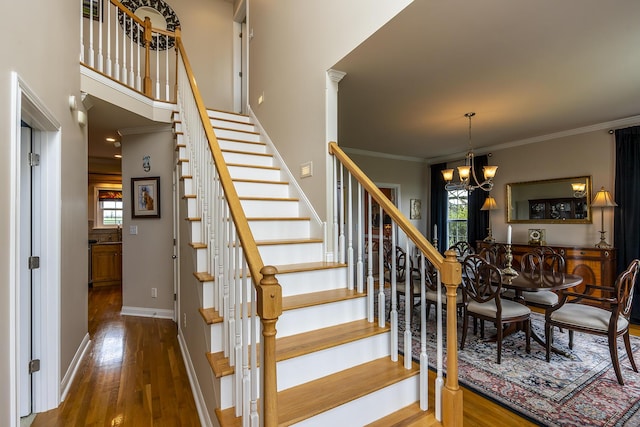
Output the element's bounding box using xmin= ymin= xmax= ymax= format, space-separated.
xmin=80 ymin=0 xmax=177 ymax=102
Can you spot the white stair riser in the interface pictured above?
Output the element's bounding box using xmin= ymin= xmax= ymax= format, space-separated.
xmin=208 ymin=110 xmax=251 ymax=124
xmin=209 ymin=322 xmax=223 ymax=352
xmin=216 ymin=373 xmax=235 ymax=410
xmin=214 ymin=128 xmax=261 ymax=143
xmin=222 ymin=151 xmax=274 ymax=167
xmin=292 ymin=377 xmax=419 ymax=427
xmin=195 ymin=247 xmax=208 ymax=272
xmin=174 ymin=122 xmax=182 ymax=133
xmin=180 ymin=160 xmax=191 ymax=176
xmin=177 ymin=145 xmax=187 ymax=159
xmin=190 ymin=221 xmax=201 ymax=242
xmin=202 ymin=281 xmax=214 ymax=310
xmin=210 ymin=118 xmax=255 ymax=133
xmin=234 ymin=181 xmax=290 ymax=198
xmin=277 ymin=333 xmax=390 ymax=391
xmin=228 ymin=165 xmax=281 ymax=181
xmin=258 ymin=242 xmax=324 ymax=265
xmin=185 ymin=198 xmax=197 ymax=215
xmin=181 ymin=177 xmax=193 ymax=194
xmin=277 ymin=268 xmax=348 ymax=297
xmin=219 ymin=139 xmax=267 ymax=154
xmin=241 ymin=199 xmax=299 ymax=217
xmin=249 ymin=220 xmax=310 ymax=240
xmin=277 ymin=297 xmax=366 ymax=337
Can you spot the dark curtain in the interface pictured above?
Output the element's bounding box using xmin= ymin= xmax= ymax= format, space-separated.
xmin=430 ymin=162 xmax=448 ymax=252
xmin=613 ymin=126 xmax=640 ymax=322
xmin=467 ymin=154 xmax=489 ymax=246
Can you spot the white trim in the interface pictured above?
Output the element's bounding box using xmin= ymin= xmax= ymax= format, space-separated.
xmin=117 ymin=124 xmax=173 ymax=136
xmin=177 ymin=331 xmax=212 ymax=427
xmin=120 ymin=306 xmax=174 ymax=319
xmin=342 ymin=146 xmax=426 ymax=163
xmin=59 ymin=334 xmax=91 ymax=402
xmin=10 ymin=72 xmax=63 ymax=424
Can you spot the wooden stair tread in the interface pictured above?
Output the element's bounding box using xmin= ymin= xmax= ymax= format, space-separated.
xmin=275 ymin=261 xmax=346 ymax=274
xmin=190 ymin=242 xmax=207 ymax=249
xmin=222 ymin=148 xmax=273 ymax=157
xmin=207 ymin=352 xmax=233 ymax=378
xmin=239 ymin=196 xmax=298 ymax=202
xmin=256 ymin=238 xmax=323 ymax=246
xmin=247 ymin=217 xmax=310 ymax=221
xmin=277 ymin=356 xmax=419 ymax=425
xmin=208 ymin=115 xmax=253 ymax=127
xmin=277 ymin=319 xmax=389 ymax=361
xmin=233 ymin=178 xmax=289 ymax=185
xmin=283 ymin=288 xmax=365 ymax=311
xmin=193 ymin=271 xmax=214 ymax=282
xmin=212 ymin=125 xmax=259 ymax=136
xmin=365 ymin=402 xmax=439 ymax=427
xmin=227 ymin=163 xmax=280 ymax=170
xmin=218 ymin=137 xmax=266 ymax=146
xmin=199 ymin=307 xmax=222 ymax=324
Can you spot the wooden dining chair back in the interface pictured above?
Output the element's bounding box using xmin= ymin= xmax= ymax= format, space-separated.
xmin=460 ymin=255 xmax=531 ymax=364
xmin=479 ymin=243 xmax=508 ymax=269
xmin=509 ymin=251 xmax=566 ymax=309
xmin=413 ymin=255 xmax=463 ymax=319
xmin=544 ymin=259 xmax=640 ymax=385
xmin=384 ymin=246 xmax=421 ymax=319
xmin=449 ymin=241 xmax=475 ymax=260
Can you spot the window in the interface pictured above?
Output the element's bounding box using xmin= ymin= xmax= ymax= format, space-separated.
xmin=96 ymin=188 xmax=123 ymax=228
xmin=446 ymin=189 xmax=468 ymax=248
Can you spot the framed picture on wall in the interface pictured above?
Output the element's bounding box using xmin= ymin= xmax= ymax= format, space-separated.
xmin=82 ymin=0 xmax=101 ymax=21
xmin=131 ymin=177 xmax=160 ymax=218
xmin=410 ymin=199 xmax=422 ymax=220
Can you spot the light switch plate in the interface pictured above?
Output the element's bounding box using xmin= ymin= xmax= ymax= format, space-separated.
xmin=130 ymin=225 xmax=138 ymax=235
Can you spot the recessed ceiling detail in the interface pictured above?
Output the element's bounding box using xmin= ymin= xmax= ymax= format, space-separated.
xmin=118 ymin=0 xmax=180 ymax=51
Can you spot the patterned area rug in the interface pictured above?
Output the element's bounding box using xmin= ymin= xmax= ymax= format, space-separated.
xmin=397 ymin=304 xmax=640 ymax=426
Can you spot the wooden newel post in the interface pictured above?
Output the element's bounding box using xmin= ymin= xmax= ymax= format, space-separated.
xmin=257 ymin=265 xmax=282 ymax=427
xmin=440 ymin=249 xmax=464 ymax=427
xmin=143 ymin=17 xmax=152 ymax=97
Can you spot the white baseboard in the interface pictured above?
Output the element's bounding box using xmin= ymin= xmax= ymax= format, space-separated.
xmin=59 ymin=333 xmax=91 ymax=402
xmin=120 ymin=306 xmax=174 ymax=319
xmin=178 ymin=330 xmax=213 ymax=427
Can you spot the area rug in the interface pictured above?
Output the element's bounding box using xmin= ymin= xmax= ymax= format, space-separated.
xmin=396 ymin=303 xmax=640 ymax=426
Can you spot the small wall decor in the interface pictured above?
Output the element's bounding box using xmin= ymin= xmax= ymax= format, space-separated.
xmin=410 ymin=199 xmax=422 ymax=220
xmin=143 ymin=155 xmax=151 ymax=172
xmin=132 ymin=177 xmax=160 ymax=218
xmin=118 ymin=0 xmax=181 ymax=50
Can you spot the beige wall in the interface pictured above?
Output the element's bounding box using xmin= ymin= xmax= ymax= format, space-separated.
xmin=171 ymin=0 xmax=235 ymax=110
xmin=348 ymin=152 xmax=428 ymax=240
xmin=248 ymin=0 xmax=413 ymax=216
xmin=1 ymin=0 xmax=88 ymax=422
xmin=458 ymin=129 xmax=615 ymax=247
xmin=121 ymin=130 xmax=175 ymax=312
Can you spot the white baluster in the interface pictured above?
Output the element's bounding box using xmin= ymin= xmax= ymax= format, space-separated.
xmin=367 ymin=193 xmax=374 ymax=322
xmin=377 ymin=204 xmax=385 ymax=328
xmin=80 ymin=0 xmax=84 ymax=62
xmin=129 ymin=16 xmax=134 ymax=87
xmin=347 ymin=172 xmax=354 ymax=290
xmin=136 ymin=21 xmax=141 ymax=91
xmin=356 ymin=184 xmax=364 ymax=293
xmin=88 ymin=0 xmax=94 ymax=67
xmin=97 ymin=0 xmax=103 ymax=71
xmin=390 ymin=224 xmax=398 ymax=361
xmin=156 ymin=34 xmax=160 ymax=99
xmin=113 ymin=8 xmax=119 ymax=80
xmin=404 ymin=239 xmax=412 ymax=369
xmin=105 ymin=0 xmax=111 ymax=76
xmin=165 ymin=35 xmax=170 ymax=101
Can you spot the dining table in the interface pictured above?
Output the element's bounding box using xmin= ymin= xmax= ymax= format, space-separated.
xmin=499 ymin=270 xmax=583 ymax=351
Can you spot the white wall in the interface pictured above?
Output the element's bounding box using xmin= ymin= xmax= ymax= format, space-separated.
xmin=121 ymin=129 xmax=175 ymax=313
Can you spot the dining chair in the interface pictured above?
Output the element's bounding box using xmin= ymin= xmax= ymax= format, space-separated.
xmin=384 ymin=246 xmax=420 ymax=318
xmin=449 ymin=241 xmax=475 ymax=260
xmin=478 ymin=243 xmax=508 ymax=269
xmin=504 ymin=250 xmax=566 ymax=309
xmin=544 ymin=259 xmax=640 ymax=385
xmin=412 ymin=256 xmax=463 ymax=319
xmin=460 ymin=254 xmax=531 ymax=364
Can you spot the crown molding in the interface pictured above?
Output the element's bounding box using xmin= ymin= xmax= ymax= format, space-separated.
xmin=342 ymin=146 xmax=427 ymax=163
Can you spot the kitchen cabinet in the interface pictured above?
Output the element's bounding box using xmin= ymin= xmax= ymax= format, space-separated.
xmin=91 ymin=243 xmax=122 ymax=286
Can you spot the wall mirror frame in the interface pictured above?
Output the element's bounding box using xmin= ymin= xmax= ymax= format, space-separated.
xmin=506 ymin=176 xmax=592 ymax=224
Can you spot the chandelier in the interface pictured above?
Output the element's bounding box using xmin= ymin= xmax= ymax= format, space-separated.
xmin=442 ymin=112 xmax=498 ymax=192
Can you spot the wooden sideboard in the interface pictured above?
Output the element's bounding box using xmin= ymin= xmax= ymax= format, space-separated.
xmin=476 ymin=241 xmax=616 ymax=290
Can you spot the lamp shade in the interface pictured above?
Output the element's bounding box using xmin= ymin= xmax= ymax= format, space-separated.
xmin=480 ymin=195 xmax=498 ymax=211
xmin=592 ymin=187 xmax=618 ymax=208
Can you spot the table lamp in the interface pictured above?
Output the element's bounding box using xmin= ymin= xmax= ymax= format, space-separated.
xmin=591 ymin=186 xmax=617 ymax=249
xmin=480 ymin=195 xmax=499 ymax=242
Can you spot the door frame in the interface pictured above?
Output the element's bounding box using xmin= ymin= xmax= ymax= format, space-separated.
xmin=10 ymin=72 xmax=62 ymax=423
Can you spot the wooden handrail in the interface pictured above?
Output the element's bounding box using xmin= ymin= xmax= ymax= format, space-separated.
xmin=176 ymin=34 xmax=281 ymax=427
xmin=329 ymin=141 xmax=463 ymax=427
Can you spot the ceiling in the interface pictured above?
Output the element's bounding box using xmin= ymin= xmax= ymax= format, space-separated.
xmin=334 ymin=0 xmax=640 ymax=162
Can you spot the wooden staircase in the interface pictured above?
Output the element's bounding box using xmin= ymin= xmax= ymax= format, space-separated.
xmin=173 ymin=109 xmax=440 ymax=426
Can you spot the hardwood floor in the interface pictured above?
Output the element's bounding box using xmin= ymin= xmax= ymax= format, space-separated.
xmin=29 ymin=287 xmax=640 ymax=426
xmin=32 ymin=285 xmax=200 ymax=427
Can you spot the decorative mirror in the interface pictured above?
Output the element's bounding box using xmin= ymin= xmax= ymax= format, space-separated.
xmin=506 ymin=176 xmax=592 ymax=224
